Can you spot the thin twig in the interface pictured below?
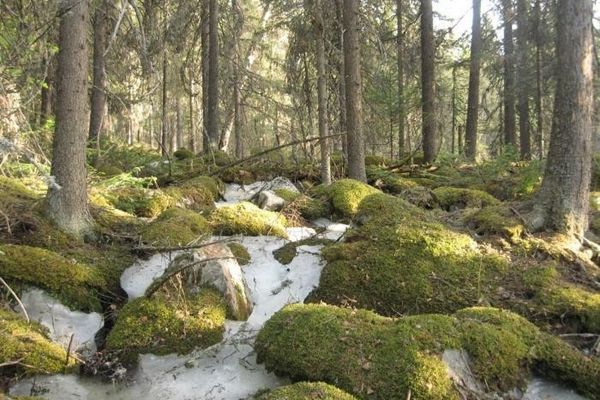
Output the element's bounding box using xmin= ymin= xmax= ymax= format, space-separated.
xmin=0 ymin=358 xmax=24 ymax=368
xmin=65 ymin=333 xmax=74 ymax=368
xmin=0 ymin=276 xmax=29 ymax=322
xmin=135 ymin=236 xmax=235 ymax=252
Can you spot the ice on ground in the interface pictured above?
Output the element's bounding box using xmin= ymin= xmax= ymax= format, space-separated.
xmin=17 ymin=289 xmax=103 ymax=355
xmin=120 ymin=252 xmax=181 ymax=300
xmin=523 ymin=378 xmax=588 ymax=400
xmin=217 ymin=181 xmax=268 ymax=207
xmin=313 ymin=218 xmax=350 ymax=241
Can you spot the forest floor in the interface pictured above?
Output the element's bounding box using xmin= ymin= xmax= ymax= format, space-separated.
xmin=1 ymin=142 xmax=600 ymax=400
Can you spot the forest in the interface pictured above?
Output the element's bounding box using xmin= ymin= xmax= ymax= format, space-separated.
xmin=0 ymin=0 xmax=599 ymax=399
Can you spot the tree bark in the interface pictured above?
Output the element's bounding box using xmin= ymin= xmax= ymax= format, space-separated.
xmin=396 ymin=0 xmax=405 ymax=158
xmin=534 ymin=0 xmax=544 ymax=159
xmin=161 ymin=52 xmax=168 ymax=157
xmin=47 ymin=0 xmax=92 ymax=238
xmin=465 ymin=0 xmax=482 ymax=160
xmin=343 ymin=0 xmax=366 ymax=182
xmin=88 ymin=0 xmax=108 ymax=144
xmin=312 ymin=0 xmax=331 ymax=185
xmin=335 ymin=0 xmax=348 ymax=163
xmin=517 ymin=0 xmax=531 ymax=159
xmin=534 ymin=0 xmax=593 ymax=237
xmin=206 ymin=0 xmax=220 ymax=150
xmin=176 ymin=96 xmax=184 ymax=150
xmin=420 ymin=0 xmax=436 ymax=163
xmin=201 ymin=3 xmax=210 ymax=152
xmin=502 ymin=0 xmax=517 ymax=148
xmin=451 ymin=63 xmax=458 ymax=154
xmin=40 ymin=55 xmax=54 ymax=126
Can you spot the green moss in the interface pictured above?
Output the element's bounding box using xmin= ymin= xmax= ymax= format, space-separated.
xmin=140 ymin=208 xmax=211 ymax=247
xmin=255 ymin=382 xmax=358 ymax=400
xmin=105 ymin=289 xmax=226 ymax=364
xmin=106 ymin=187 xmax=177 ymax=218
xmin=433 ymin=187 xmax=499 ymax=211
xmin=273 ymin=238 xmax=332 ymax=265
xmin=0 ymin=309 xmax=77 ymax=376
xmin=256 ymin=304 xmax=600 ymax=400
xmin=227 ymin=242 xmax=251 ymax=265
xmin=275 ymin=189 xmax=331 ymax=220
xmin=366 ymin=167 xmax=418 ymax=194
xmin=210 ymin=202 xmax=288 ymax=238
xmin=309 ymin=193 xmax=509 ymax=316
xmin=173 ymin=148 xmax=195 ymax=160
xmin=0 ymin=245 xmax=106 ymax=312
xmin=322 ymin=179 xmax=380 ymax=218
xmin=364 ymin=155 xmax=391 ymax=167
xmin=464 ymin=205 xmax=524 ymax=242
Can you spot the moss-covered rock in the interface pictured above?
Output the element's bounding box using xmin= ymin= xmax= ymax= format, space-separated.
xmin=318 ymin=179 xmax=380 ymax=219
xmin=273 ymin=238 xmax=332 ymax=265
xmin=227 ymin=242 xmax=251 ymax=266
xmin=0 ymin=245 xmax=106 ymax=312
xmin=107 ymin=187 xmax=177 ymax=218
xmin=210 ymin=202 xmax=288 ymax=238
xmin=255 ymin=382 xmax=358 ymax=400
xmin=274 ymin=189 xmax=331 ymax=221
xmin=140 ymin=208 xmax=211 ymax=247
xmin=0 ymin=309 xmax=77 ymax=376
xmin=463 ymin=205 xmax=524 ymax=242
xmin=366 ymin=167 xmax=418 ymax=194
xmin=173 ymin=148 xmax=195 ymax=160
xmin=256 ymin=304 xmax=600 ymax=400
xmin=175 ymin=175 xmax=223 ymax=212
xmin=309 ymin=193 xmax=509 ymax=316
xmin=105 ymin=289 xmax=226 ymax=364
xmin=432 ymin=187 xmax=499 ymax=211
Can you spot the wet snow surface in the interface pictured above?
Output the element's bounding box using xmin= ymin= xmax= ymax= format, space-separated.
xmin=8 ymin=183 xmax=592 ymax=400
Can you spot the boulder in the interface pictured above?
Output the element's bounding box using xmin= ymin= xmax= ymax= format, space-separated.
xmin=263 ymin=176 xmax=299 ymax=193
xmin=180 ymin=243 xmax=253 ymax=321
xmin=256 ymin=190 xmax=286 ymax=211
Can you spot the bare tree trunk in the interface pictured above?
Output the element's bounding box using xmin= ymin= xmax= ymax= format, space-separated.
xmin=207 ymin=0 xmax=220 ymax=149
xmin=533 ymin=0 xmax=593 ymax=237
xmin=343 ymin=0 xmax=366 ymax=182
xmin=47 ymin=0 xmax=92 ymax=238
xmin=201 ymin=3 xmax=210 ymax=152
xmin=234 ymin=79 xmax=243 ymax=159
xmin=161 ymin=52 xmax=168 ymax=157
xmin=534 ymin=0 xmax=544 ymax=159
xmin=40 ymin=55 xmax=54 ymax=126
xmin=465 ymin=0 xmax=482 ymax=160
xmin=189 ymin=76 xmax=196 ymax=153
xmin=451 ymin=63 xmax=458 ymax=154
xmin=420 ymin=0 xmax=436 ymax=163
xmin=312 ymin=0 xmax=331 ymax=185
xmin=89 ymin=0 xmax=108 ymax=144
xmin=396 ymin=0 xmax=405 ymax=158
xmin=335 ymin=0 xmax=348 ymax=162
xmin=502 ymin=0 xmax=517 ymax=147
xmin=517 ymin=0 xmax=531 ymax=160
xmin=176 ymin=96 xmax=183 ymax=150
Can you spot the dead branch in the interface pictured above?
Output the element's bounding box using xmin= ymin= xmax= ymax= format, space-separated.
xmin=0 ymin=276 xmax=29 ymax=322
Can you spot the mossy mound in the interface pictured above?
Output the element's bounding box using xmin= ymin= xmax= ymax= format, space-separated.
xmin=308 ymin=193 xmax=509 ymax=316
xmin=255 ymin=382 xmax=358 ymax=400
xmin=273 ymin=238 xmax=332 ymax=265
xmin=173 ymin=148 xmax=195 ymax=160
xmin=0 ymin=309 xmax=77 ymax=376
xmin=106 ymin=186 xmax=177 ymax=218
xmin=522 ymin=264 xmax=600 ymax=332
xmin=366 ymin=167 xmax=418 ymax=194
xmin=256 ymin=304 xmax=600 ymax=400
xmin=140 ymin=208 xmax=211 ymax=247
xmin=210 ymin=202 xmax=288 ymax=238
xmin=0 ymin=245 xmax=106 ymax=312
xmin=174 ymin=175 xmax=223 ymax=212
xmin=432 ymin=187 xmax=499 ymax=211
xmin=463 ymin=205 xmax=524 ymax=242
xmin=105 ymin=289 xmax=226 ymax=364
xmin=227 ymin=242 xmax=251 ymax=265
xmin=274 ymin=189 xmax=331 ymax=221
xmin=316 ymin=179 xmax=380 ymax=219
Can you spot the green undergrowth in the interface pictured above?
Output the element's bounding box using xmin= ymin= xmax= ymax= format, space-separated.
xmin=254 ymin=382 xmax=358 ymax=399
xmin=105 ymin=288 xmax=226 ymax=365
xmin=227 ymin=242 xmax=251 ymax=265
xmin=0 ymin=309 xmax=77 ymax=377
xmin=140 ymin=208 xmax=211 ymax=247
xmin=433 ymin=187 xmax=499 ymax=211
xmin=308 ymin=193 xmax=510 ymax=315
xmin=256 ymin=304 xmax=600 ymax=400
xmin=210 ymin=202 xmax=288 ymax=238
xmin=0 ymin=245 xmax=106 ymax=312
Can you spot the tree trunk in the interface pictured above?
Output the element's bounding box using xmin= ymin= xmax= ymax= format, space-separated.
xmin=88 ymin=0 xmax=108 ymax=144
xmin=40 ymin=55 xmax=54 ymax=126
xmin=206 ymin=0 xmax=220 ymax=150
xmin=312 ymin=0 xmax=331 ymax=185
xmin=420 ymin=0 xmax=436 ymax=163
xmin=517 ymin=0 xmax=531 ymax=160
xmin=234 ymin=78 xmax=243 ymax=159
xmin=396 ymin=0 xmax=405 ymax=158
xmin=465 ymin=0 xmax=482 ymax=160
xmin=189 ymin=76 xmax=196 ymax=153
xmin=451 ymin=63 xmax=457 ymax=154
xmin=201 ymin=3 xmax=210 ymax=152
xmin=534 ymin=0 xmax=593 ymax=237
xmin=335 ymin=0 xmax=348 ymax=163
xmin=343 ymin=0 xmax=366 ymax=182
xmin=502 ymin=0 xmax=517 ymax=147
xmin=161 ymin=52 xmax=168 ymax=157
xmin=47 ymin=0 xmax=92 ymax=238
xmin=176 ymin=96 xmax=184 ymax=150
xmin=534 ymin=0 xmax=544 ymax=159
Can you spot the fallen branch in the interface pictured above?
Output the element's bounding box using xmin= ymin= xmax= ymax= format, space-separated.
xmin=0 ymin=358 xmax=24 ymax=368
xmin=209 ymin=134 xmax=344 ymax=177
xmin=134 ymin=236 xmax=235 ymax=252
xmin=0 ymin=276 xmax=29 ymax=322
